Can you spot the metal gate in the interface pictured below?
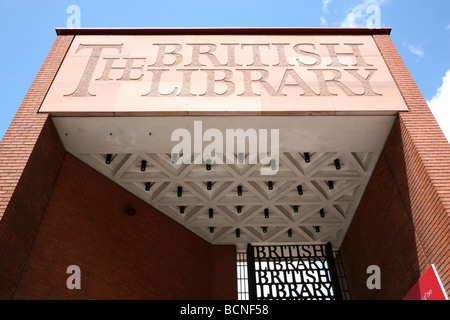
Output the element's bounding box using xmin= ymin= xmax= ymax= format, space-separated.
xmin=246 ymin=243 xmax=342 ymax=300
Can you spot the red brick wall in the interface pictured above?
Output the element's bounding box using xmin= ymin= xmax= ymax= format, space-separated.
xmin=0 ymin=35 xmax=73 ymax=299
xmin=211 ymin=246 xmax=239 ymax=299
xmin=12 ymin=153 xmax=237 ymax=300
xmin=340 ymin=120 xmax=422 ymax=299
xmin=340 ymin=35 xmax=450 ymax=300
xmin=0 ymin=35 xmax=73 ymax=218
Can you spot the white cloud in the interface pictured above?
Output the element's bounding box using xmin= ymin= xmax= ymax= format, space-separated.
xmin=320 ymin=16 xmax=327 ymax=26
xmin=407 ymin=44 xmax=424 ymax=57
xmin=427 ymin=70 xmax=450 ymax=143
xmin=322 ymin=0 xmax=333 ymax=12
xmin=340 ymin=0 xmax=386 ymax=28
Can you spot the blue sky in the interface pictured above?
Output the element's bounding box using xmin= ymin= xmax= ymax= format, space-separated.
xmin=0 ymin=0 xmax=449 ymax=141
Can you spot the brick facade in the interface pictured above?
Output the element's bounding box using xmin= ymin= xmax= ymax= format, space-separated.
xmin=0 ymin=35 xmax=73 ymax=299
xmin=12 ymin=153 xmax=237 ymax=299
xmin=340 ymin=35 xmax=450 ymax=299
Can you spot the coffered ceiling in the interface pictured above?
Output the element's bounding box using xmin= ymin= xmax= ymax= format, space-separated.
xmin=52 ymin=115 xmax=396 ymax=249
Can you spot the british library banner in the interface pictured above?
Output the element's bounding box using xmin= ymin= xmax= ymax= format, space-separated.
xmin=40 ymin=34 xmax=408 ymax=115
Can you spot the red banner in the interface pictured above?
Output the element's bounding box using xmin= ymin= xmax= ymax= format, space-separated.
xmin=404 ymin=265 xmax=448 ymax=300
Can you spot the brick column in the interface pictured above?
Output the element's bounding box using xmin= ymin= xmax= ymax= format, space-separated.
xmin=340 ymin=35 xmax=450 ymax=299
xmin=374 ymin=34 xmax=450 ymax=296
xmin=0 ymin=35 xmax=73 ymax=298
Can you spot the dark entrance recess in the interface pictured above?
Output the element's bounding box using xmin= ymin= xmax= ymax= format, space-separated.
xmin=246 ymin=243 xmax=349 ymax=300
